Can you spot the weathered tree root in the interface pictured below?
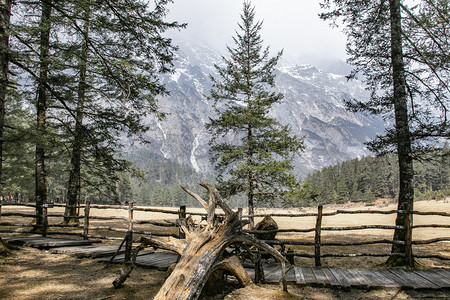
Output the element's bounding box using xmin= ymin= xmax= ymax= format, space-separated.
xmin=113 ymin=182 xmax=288 ymax=300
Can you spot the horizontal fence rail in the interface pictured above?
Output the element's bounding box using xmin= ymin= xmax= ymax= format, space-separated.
xmin=1 ymin=200 xmax=449 ymax=268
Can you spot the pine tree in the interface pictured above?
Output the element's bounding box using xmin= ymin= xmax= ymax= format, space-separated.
xmin=206 ymin=1 xmax=305 ymax=227
xmin=55 ymin=0 xmax=184 ymax=219
xmin=6 ymin=0 xmax=184 ymax=221
xmin=34 ymin=0 xmax=52 ymax=228
xmin=0 ymin=0 xmax=12 ymax=191
xmin=320 ymin=0 xmax=449 ymax=266
xmin=2 ymin=85 xmax=34 ymax=201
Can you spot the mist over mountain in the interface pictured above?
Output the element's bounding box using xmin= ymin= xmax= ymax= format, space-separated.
xmin=127 ymin=43 xmax=385 ymax=178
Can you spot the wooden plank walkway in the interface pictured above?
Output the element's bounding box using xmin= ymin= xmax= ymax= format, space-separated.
xmin=239 ymin=264 xmax=449 ymax=290
xmin=50 ymin=245 xmax=124 ymax=258
xmin=3 ymin=236 xmax=450 ymax=290
xmin=3 ymin=236 xmax=96 ymax=248
xmin=288 ymin=266 xmax=449 ymax=290
xmin=99 ymin=251 xmax=180 ymax=271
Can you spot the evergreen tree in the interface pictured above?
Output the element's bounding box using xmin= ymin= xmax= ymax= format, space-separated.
xmin=34 ymin=0 xmax=52 ymax=228
xmin=1 ymin=85 xmax=34 ymax=201
xmin=320 ymin=0 xmax=449 ymax=266
xmin=0 ymin=0 xmax=12 ymax=192
xmin=55 ymin=0 xmax=184 ymax=219
xmin=206 ymin=1 xmax=305 ymax=227
xmin=6 ymin=1 xmax=184 ymax=222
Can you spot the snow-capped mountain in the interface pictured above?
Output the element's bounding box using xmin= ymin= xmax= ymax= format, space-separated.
xmin=133 ymin=43 xmax=385 ymax=177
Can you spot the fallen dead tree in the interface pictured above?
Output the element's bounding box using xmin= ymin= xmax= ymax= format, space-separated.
xmin=113 ymin=182 xmax=288 ymax=300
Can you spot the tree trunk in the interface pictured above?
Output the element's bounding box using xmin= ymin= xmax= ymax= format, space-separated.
xmin=65 ymin=0 xmax=90 ymax=224
xmin=0 ymin=0 xmax=12 ymax=193
xmin=113 ymin=182 xmax=288 ymax=300
xmin=35 ymin=0 xmax=52 ymax=228
xmin=387 ymin=0 xmax=415 ymax=266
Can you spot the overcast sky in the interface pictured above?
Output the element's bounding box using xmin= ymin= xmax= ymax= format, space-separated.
xmin=166 ymin=0 xmax=347 ymax=62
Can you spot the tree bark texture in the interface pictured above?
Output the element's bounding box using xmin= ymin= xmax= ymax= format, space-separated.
xmin=388 ymin=0 xmax=415 ymax=264
xmin=35 ymin=0 xmax=52 ymax=227
xmin=0 ymin=0 xmax=12 ymax=191
xmin=114 ymin=182 xmax=288 ymax=300
xmin=65 ymin=0 xmax=90 ymax=224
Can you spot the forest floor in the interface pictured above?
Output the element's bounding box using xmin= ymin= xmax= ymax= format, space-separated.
xmin=0 ymin=199 xmax=449 ymax=299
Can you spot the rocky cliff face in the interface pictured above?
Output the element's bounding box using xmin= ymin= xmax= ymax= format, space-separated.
xmin=132 ymin=43 xmax=385 ymax=177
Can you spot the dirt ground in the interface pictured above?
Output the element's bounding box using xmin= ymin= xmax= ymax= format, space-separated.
xmin=1 ymin=247 xmax=449 ymax=300
xmin=0 ymin=199 xmax=449 ymax=299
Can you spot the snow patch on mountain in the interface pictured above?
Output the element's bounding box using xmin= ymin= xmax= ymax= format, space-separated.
xmin=130 ymin=43 xmax=385 ymax=177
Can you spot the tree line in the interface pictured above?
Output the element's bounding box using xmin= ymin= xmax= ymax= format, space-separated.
xmin=303 ymin=148 xmax=450 ymax=207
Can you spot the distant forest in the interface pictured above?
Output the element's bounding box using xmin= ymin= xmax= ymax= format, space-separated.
xmin=129 ymin=146 xmax=450 ymax=208
xmin=303 ymin=147 xmax=450 ymax=207
xmin=4 ymin=145 xmax=448 ymax=209
xmin=126 ymin=150 xmax=209 ymax=208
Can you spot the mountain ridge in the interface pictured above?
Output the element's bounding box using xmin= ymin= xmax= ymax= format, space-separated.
xmin=128 ymin=43 xmax=385 ymax=178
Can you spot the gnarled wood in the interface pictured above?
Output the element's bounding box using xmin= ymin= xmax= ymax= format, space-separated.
xmin=113 ymin=182 xmax=287 ymax=300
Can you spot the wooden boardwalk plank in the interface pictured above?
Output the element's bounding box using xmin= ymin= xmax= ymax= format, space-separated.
xmin=264 ymin=265 xmax=282 ymax=283
xmin=294 ymin=267 xmax=306 ymax=286
xmin=328 ymin=268 xmax=351 ymax=288
xmin=285 ymin=267 xmax=296 ymax=282
xmin=379 ymin=269 xmax=414 ymax=288
xmin=412 ymin=270 xmax=449 ymax=289
xmin=357 ymin=268 xmax=399 ymax=288
xmin=346 ymin=268 xmax=371 ymax=288
xmin=50 ymin=245 xmax=122 ymax=258
xmin=336 ymin=268 xmax=361 ymax=287
xmin=321 ymin=268 xmax=341 ymax=287
xmin=302 ymin=267 xmax=317 ymax=285
xmin=395 ymin=269 xmax=440 ymax=289
xmin=99 ymin=250 xmax=155 ymax=263
xmin=311 ymin=268 xmax=329 ymax=286
xmin=429 ymin=269 xmax=450 ymax=286
xmin=135 ymin=252 xmax=179 ymax=270
xmin=4 ymin=237 xmax=95 ymax=248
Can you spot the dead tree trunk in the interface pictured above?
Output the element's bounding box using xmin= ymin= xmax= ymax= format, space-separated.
xmin=113 ymin=182 xmax=288 ymax=300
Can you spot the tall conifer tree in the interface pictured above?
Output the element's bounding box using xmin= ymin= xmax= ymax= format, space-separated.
xmin=48 ymin=0 xmax=185 ymax=218
xmin=320 ymin=0 xmax=449 ymax=265
xmin=35 ymin=0 xmax=52 ymax=227
xmin=7 ymin=0 xmax=184 ymax=222
xmin=207 ymin=1 xmax=305 ymax=227
xmin=0 ymin=0 xmax=12 ymax=191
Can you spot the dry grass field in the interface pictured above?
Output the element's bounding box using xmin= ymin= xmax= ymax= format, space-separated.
xmin=0 ymin=199 xmax=449 ymax=299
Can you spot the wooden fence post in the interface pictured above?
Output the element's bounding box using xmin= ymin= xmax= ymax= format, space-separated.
xmin=83 ymin=201 xmax=91 ymax=240
xmin=125 ymin=202 xmax=134 ymax=262
xmin=315 ymin=205 xmax=323 ymax=267
xmin=178 ymin=205 xmax=186 ymax=239
xmin=128 ymin=202 xmax=134 ymax=232
xmin=405 ymin=204 xmax=413 ymax=269
xmin=254 ymin=249 xmax=265 ymax=284
xmin=42 ymin=204 xmax=48 ymax=237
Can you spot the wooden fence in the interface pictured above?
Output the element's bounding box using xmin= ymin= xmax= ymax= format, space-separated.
xmin=248 ymin=205 xmax=450 ymax=268
xmin=1 ymin=201 xmax=449 ymax=267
